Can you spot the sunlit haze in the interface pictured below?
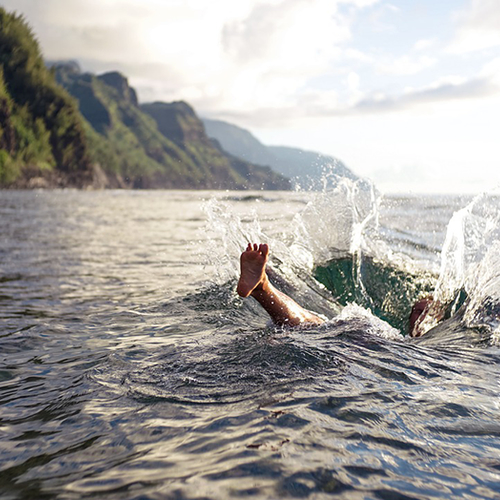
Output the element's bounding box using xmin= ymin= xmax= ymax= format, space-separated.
xmin=3 ymin=0 xmax=499 ymax=194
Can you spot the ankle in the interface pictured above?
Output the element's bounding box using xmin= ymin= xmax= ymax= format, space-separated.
xmin=251 ymin=274 xmax=270 ymax=296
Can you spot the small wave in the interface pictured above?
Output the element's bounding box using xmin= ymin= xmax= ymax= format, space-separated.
xmin=221 ymin=194 xmax=283 ymax=203
xmin=120 ymin=329 xmax=344 ymax=406
xmin=328 ymin=303 xmax=402 ymax=340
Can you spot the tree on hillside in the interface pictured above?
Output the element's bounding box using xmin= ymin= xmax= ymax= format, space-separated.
xmin=0 ymin=8 xmax=92 ymax=184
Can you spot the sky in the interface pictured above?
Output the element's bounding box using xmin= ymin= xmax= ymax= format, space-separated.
xmin=1 ymin=0 xmax=499 ymax=194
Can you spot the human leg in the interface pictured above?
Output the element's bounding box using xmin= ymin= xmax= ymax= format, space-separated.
xmin=237 ymin=243 xmax=324 ymax=327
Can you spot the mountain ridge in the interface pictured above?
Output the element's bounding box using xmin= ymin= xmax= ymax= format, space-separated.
xmin=0 ymin=8 xmax=290 ymax=190
xmin=203 ymin=118 xmax=358 ymax=188
xmin=54 ymin=63 xmax=290 ymax=190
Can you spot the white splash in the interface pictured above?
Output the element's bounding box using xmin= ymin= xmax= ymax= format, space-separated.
xmin=330 ymin=303 xmax=402 ymax=340
xmin=418 ymin=188 xmax=500 ymax=335
xmin=201 ymin=177 xmax=383 ymax=283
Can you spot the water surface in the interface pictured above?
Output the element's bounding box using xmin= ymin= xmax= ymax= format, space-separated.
xmin=1 ymin=188 xmax=500 ymax=500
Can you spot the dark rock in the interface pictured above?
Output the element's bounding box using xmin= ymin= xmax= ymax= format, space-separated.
xmin=98 ymin=72 xmax=138 ymax=106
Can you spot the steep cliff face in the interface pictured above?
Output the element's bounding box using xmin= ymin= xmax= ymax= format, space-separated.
xmin=55 ymin=65 xmax=185 ymax=187
xmin=141 ymin=101 xmax=204 ymax=144
xmin=203 ymin=118 xmax=276 ymax=167
xmin=142 ymin=101 xmax=290 ymax=190
xmin=140 ymin=101 xmax=242 ymax=188
xmin=98 ymin=72 xmax=139 ymax=106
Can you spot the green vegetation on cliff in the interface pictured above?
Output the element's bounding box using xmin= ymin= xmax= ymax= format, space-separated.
xmin=0 ymin=9 xmax=92 ymax=186
xmin=56 ymin=67 xmax=192 ymax=187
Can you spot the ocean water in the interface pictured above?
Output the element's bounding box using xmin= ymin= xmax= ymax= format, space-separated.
xmin=1 ymin=184 xmax=500 ymax=500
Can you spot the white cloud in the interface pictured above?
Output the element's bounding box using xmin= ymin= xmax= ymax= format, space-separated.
xmin=414 ymin=38 xmax=436 ymax=51
xmin=218 ymin=73 xmax=500 ymax=127
xmin=346 ymin=71 xmax=360 ymax=91
xmin=449 ymin=0 xmax=500 ymax=53
xmin=352 ymin=76 xmax=499 ymax=114
xmin=480 ymin=57 xmax=500 ymax=85
xmin=377 ymin=55 xmax=437 ymax=76
xmin=343 ymin=48 xmax=375 ymax=63
xmin=222 ymin=0 xmax=350 ymax=71
xmin=345 ymin=71 xmax=363 ymax=105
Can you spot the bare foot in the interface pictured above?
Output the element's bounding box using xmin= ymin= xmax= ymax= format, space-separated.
xmin=237 ymin=243 xmax=269 ymax=298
